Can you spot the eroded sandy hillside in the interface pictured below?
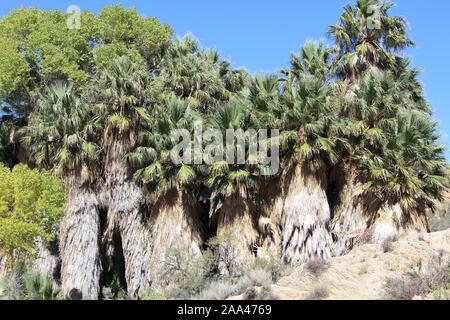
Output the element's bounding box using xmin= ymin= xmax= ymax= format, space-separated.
xmin=266 ymin=229 xmax=450 ymax=300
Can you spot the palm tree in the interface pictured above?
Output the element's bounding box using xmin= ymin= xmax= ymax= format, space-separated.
xmin=331 ymin=70 xmax=448 ymax=251
xmin=243 ymin=75 xmax=285 ymax=259
xmin=277 ymin=74 xmax=337 ymax=263
xmin=21 ymin=83 xmax=102 ymax=300
xmin=282 ymin=41 xmax=334 ymax=83
xmin=327 ymin=0 xmax=430 ymax=254
xmin=330 ymin=71 xmax=399 ymax=254
xmin=255 ymin=42 xmax=339 ymax=264
xmin=156 ymin=35 xmax=246 ymax=112
xmin=359 ymin=110 xmax=448 ymax=242
xmin=206 ymin=101 xmax=263 ymax=275
xmin=93 ymin=56 xmax=153 ymax=297
xmin=127 ymin=97 xmax=207 ymax=289
xmin=328 ymin=0 xmax=414 ymax=82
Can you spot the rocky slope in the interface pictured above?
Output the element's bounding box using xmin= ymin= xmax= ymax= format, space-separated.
xmin=266 ymin=229 xmax=450 ymax=300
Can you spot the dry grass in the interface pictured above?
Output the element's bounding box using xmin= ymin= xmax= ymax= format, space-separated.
xmin=306 ymin=285 xmax=329 ymax=300
xmin=243 ymin=286 xmax=275 ymax=300
xmin=305 ymin=259 xmax=329 ymax=277
xmin=198 ymin=268 xmax=274 ymax=300
xmin=381 ymin=236 xmax=397 ymax=253
xmin=383 ymin=250 xmax=450 ymax=300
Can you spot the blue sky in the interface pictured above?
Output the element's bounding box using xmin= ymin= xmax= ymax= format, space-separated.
xmin=1 ymin=0 xmax=449 ymax=158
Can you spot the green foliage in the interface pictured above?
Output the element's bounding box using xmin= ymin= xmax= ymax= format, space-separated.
xmin=156 ymin=35 xmax=247 ymax=111
xmin=283 ymin=41 xmax=333 ymax=82
xmin=328 ymin=0 xmax=414 ymax=79
xmin=280 ymin=75 xmax=339 ymax=168
xmin=93 ymin=56 xmax=151 ymax=133
xmin=21 ymin=82 xmax=99 ymax=180
xmin=0 ymin=164 xmax=65 ymax=260
xmin=0 ymin=268 xmax=61 ymax=300
xmin=93 ymin=43 xmax=145 ymax=70
xmin=0 ymin=8 xmax=91 ymax=90
xmin=22 ymin=272 xmax=61 ymax=300
xmin=95 ymin=5 xmax=173 ymax=50
xmin=160 ymin=248 xmax=216 ymax=298
xmin=141 ymin=292 xmax=167 ymax=300
xmin=206 ymin=101 xmax=262 ymax=196
xmin=0 ymin=36 xmax=30 ymax=98
xmin=0 ymin=6 xmax=172 ymax=118
xmin=102 ymin=274 xmax=126 ymax=300
xmin=0 ymin=2 xmax=448 ymax=296
xmin=128 ymin=97 xmax=201 ymax=199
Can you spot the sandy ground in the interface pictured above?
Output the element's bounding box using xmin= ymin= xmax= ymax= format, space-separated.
xmin=262 ymin=229 xmax=450 ymax=300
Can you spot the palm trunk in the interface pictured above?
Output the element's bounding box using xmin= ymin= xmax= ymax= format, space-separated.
xmin=0 ymin=255 xmax=8 ymax=279
xmin=330 ymin=165 xmax=370 ymax=256
xmin=60 ymin=183 xmax=102 ymax=300
xmin=369 ymin=201 xmax=402 ymax=243
xmin=109 ymin=182 xmax=150 ymax=298
xmin=281 ymin=163 xmax=333 ymax=264
xmin=403 ymin=204 xmax=429 ymax=233
xmin=147 ymin=187 xmax=206 ymax=290
xmin=256 ymin=174 xmax=286 ymax=260
xmin=369 ymin=201 xmax=429 ymax=243
xmin=216 ymin=187 xmax=258 ymax=276
xmin=103 ymin=134 xmax=151 ymax=298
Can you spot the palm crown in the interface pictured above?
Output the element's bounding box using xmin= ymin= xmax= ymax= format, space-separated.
xmin=157 ymin=36 xmax=246 ymax=111
xmin=21 ymin=83 xmax=98 ymax=181
xmin=93 ymin=56 xmax=152 ymax=136
xmin=358 ymin=110 xmax=448 ymax=209
xmin=328 ymin=0 xmax=414 ymax=80
xmin=128 ymin=97 xmax=201 ymax=199
xmin=206 ymin=101 xmax=261 ymax=197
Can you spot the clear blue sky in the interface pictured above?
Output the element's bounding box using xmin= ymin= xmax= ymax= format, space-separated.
xmin=1 ymin=0 xmax=449 ymax=158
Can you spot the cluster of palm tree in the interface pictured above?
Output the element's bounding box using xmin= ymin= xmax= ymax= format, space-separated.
xmin=18 ymin=0 xmax=448 ymax=299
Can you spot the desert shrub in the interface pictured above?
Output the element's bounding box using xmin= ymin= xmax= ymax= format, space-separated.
xmin=198 ymin=281 xmax=238 ymax=300
xmin=0 ymin=268 xmax=61 ymax=300
xmin=206 ymin=233 xmax=243 ymax=277
xmin=236 ymin=269 xmax=272 ymax=291
xmin=307 ymin=285 xmax=329 ymax=300
xmin=384 ymin=270 xmax=427 ymax=300
xmin=428 ymin=213 xmax=450 ymax=232
xmin=161 ymin=248 xmax=217 ymax=299
xmin=198 ymin=268 xmax=274 ymax=300
xmin=102 ymin=274 xmax=126 ymax=300
xmin=142 ymin=292 xmax=168 ymax=300
xmin=23 ymin=272 xmax=61 ymax=300
xmin=381 ymin=237 xmax=396 ymax=253
xmin=0 ymin=268 xmax=24 ymax=299
xmin=159 ymin=237 xmax=279 ymax=300
xmin=243 ymin=286 xmax=274 ymax=300
xmin=305 ymin=259 xmax=329 ymax=277
xmin=251 ymin=257 xmax=286 ymax=282
xmin=384 ymin=251 xmax=450 ymax=300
